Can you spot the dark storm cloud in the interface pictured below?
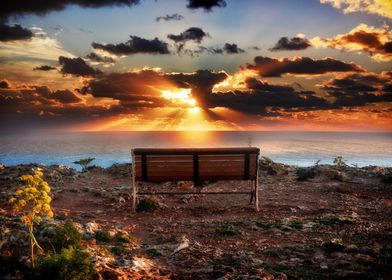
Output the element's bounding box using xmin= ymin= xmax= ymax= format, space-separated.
xmin=320 ymin=72 xmax=392 ymax=107
xmin=0 ymin=84 xmax=81 ymax=106
xmin=92 ymin=36 xmax=170 ymax=55
xmin=0 ymin=80 xmax=10 ymax=88
xmin=0 ymin=83 xmax=126 ymax=131
xmin=269 ymin=37 xmax=312 ymax=51
xmin=34 ymin=86 xmax=82 ymax=103
xmin=166 ymin=70 xmax=228 ymax=102
xmin=199 ymin=78 xmax=329 ymax=114
xmin=0 ymin=24 xmax=34 ymax=41
xmin=246 ymin=56 xmax=363 ymax=77
xmin=85 ymin=52 xmax=114 ymax=63
xmin=167 ymin=27 xmax=208 ymax=43
xmin=59 ymin=56 xmax=102 ymax=77
xmin=0 ymin=1 xmax=140 ymax=20
xmin=186 ymin=0 xmax=227 ymax=11
xmin=33 ymin=65 xmax=57 ymax=71
xmin=220 ymin=43 xmax=245 ymax=54
xmin=156 ymin=13 xmax=184 ymax=22
xmin=77 ymin=70 xmax=175 ymax=109
xmin=196 ymin=43 xmax=245 ymax=55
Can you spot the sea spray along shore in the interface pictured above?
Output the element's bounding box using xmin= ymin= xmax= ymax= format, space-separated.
xmin=1 ymin=159 xmax=391 ymax=279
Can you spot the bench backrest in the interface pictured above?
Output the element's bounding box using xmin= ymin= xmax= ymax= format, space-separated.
xmin=132 ymin=147 xmax=259 ymax=182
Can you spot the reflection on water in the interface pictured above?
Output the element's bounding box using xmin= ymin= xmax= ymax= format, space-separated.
xmin=0 ymin=131 xmax=391 ymax=169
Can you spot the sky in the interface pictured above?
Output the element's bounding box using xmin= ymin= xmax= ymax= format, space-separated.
xmin=0 ymin=0 xmax=391 ymax=132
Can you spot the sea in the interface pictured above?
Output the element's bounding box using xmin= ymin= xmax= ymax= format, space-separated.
xmin=0 ymin=131 xmax=391 ymax=170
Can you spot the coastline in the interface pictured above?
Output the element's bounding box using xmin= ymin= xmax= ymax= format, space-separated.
xmin=1 ymin=160 xmax=391 ymax=278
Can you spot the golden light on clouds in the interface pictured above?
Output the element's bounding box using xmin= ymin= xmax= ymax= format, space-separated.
xmin=161 ymin=88 xmax=197 ymax=107
xmin=310 ymin=23 xmax=392 ymax=62
xmin=212 ymin=69 xmax=258 ymax=92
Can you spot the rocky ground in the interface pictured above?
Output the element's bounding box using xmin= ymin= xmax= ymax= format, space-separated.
xmin=0 ymin=160 xmax=391 ymax=279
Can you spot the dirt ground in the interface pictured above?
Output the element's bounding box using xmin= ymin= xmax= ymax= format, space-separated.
xmin=1 ymin=162 xmax=392 ymax=279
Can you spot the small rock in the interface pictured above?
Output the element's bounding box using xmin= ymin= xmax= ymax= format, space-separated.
xmin=320 ymin=263 xmax=328 ymax=269
xmin=354 ymin=253 xmax=374 ymax=265
xmin=116 ymin=258 xmax=132 ymax=266
xmin=85 ymin=221 xmax=99 ymax=234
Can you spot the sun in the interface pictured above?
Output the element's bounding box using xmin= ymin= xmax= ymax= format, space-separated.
xmin=161 ymin=88 xmax=197 ymax=107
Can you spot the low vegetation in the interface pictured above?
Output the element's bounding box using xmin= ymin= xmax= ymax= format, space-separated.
xmin=136 ymin=198 xmax=159 ymax=212
xmin=73 ymin=158 xmax=95 ymax=171
xmin=296 ymin=166 xmax=316 ymax=181
xmin=32 ymin=246 xmax=96 ymax=280
xmin=9 ymin=170 xmax=53 ymax=267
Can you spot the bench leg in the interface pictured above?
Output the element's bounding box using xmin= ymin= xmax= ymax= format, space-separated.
xmin=255 ymin=178 xmax=259 ymax=212
xmin=249 ymin=180 xmax=255 ymax=203
xmin=131 ymin=152 xmax=137 ymax=212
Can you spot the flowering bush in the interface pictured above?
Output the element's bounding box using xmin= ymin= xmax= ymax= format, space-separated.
xmin=9 ymin=170 xmax=53 ymax=267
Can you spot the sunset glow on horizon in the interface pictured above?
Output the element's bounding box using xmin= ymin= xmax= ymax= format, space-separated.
xmin=1 ymin=0 xmax=391 ymax=132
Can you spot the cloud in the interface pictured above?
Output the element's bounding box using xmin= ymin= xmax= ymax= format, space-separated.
xmin=186 ymin=0 xmax=227 ymax=11
xmin=0 ymin=83 xmax=124 ymax=131
xmin=0 ymin=0 xmax=140 ymax=20
xmin=78 ymin=70 xmax=177 ymax=109
xmin=0 ymin=24 xmax=34 ymax=41
xmin=34 ymin=86 xmax=82 ymax=103
xmin=269 ymin=37 xmax=312 ymax=51
xmin=203 ymin=78 xmax=330 ymax=114
xmin=310 ymin=24 xmax=392 ymax=62
xmin=85 ymin=52 xmax=114 ymax=64
xmin=246 ymin=56 xmax=363 ymax=77
xmin=92 ymin=36 xmax=170 ymax=55
xmin=0 ymin=84 xmax=81 ymax=107
xmin=33 ymin=65 xmax=57 ymax=71
xmin=156 ymin=13 xmax=184 ymax=22
xmin=320 ymin=0 xmax=392 ymax=19
xmin=167 ymin=27 xmax=208 ymax=43
xmin=222 ymin=43 xmax=245 ymax=54
xmin=59 ymin=56 xmax=102 ymax=77
xmin=201 ymin=43 xmax=245 ymax=55
xmin=166 ymin=70 xmax=227 ymax=97
xmin=319 ymin=72 xmax=392 ymax=106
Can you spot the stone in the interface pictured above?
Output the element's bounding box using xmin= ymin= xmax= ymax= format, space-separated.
xmin=85 ymin=221 xmax=99 ymax=234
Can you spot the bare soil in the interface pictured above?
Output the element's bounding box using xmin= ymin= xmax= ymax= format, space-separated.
xmin=1 ymin=163 xmax=391 ymax=279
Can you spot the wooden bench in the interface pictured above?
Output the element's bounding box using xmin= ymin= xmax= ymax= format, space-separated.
xmin=131 ymin=147 xmax=260 ymax=211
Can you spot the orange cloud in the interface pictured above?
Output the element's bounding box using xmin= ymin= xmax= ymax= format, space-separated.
xmin=320 ymin=0 xmax=392 ymax=19
xmin=311 ymin=24 xmax=392 ymax=62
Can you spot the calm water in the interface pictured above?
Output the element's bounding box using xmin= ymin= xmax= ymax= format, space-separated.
xmin=0 ymin=131 xmax=391 ymax=169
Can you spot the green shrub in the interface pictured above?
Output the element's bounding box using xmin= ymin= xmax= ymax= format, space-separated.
xmin=73 ymin=158 xmax=95 ymax=172
xmin=114 ymin=232 xmax=132 ymax=243
xmin=32 ymin=246 xmax=96 ymax=280
xmin=322 ymin=238 xmax=346 ymax=253
xmin=216 ymin=225 xmax=240 ymax=236
xmin=255 ymin=220 xmax=283 ymax=229
xmin=110 ymin=246 xmax=126 ymax=256
xmin=380 ymin=175 xmax=392 ymax=184
xmin=94 ymin=230 xmax=112 ymax=242
xmin=288 ymin=220 xmax=304 ymax=230
xmin=136 ymin=198 xmax=158 ymax=212
xmin=273 ymin=264 xmax=300 ymax=280
xmin=49 ymin=220 xmax=82 ymax=252
xmin=296 ymin=167 xmax=316 ymax=181
xmin=378 ymin=244 xmax=392 ymax=270
xmin=317 ymin=216 xmax=353 ymax=226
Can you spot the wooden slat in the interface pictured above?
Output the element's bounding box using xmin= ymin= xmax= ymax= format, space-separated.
xmin=132 ymin=147 xmax=259 ymax=182
xmin=135 ymin=155 xmax=193 ymax=162
xmin=199 ymin=155 xmax=245 ymax=161
xmin=134 ymin=147 xmax=259 ymax=155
